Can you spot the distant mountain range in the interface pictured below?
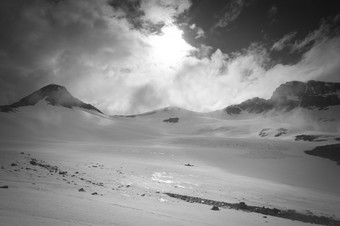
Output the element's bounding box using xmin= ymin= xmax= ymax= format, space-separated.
xmin=225 ymin=80 xmax=340 ymax=115
xmin=1 ymin=80 xmax=340 ymax=115
xmin=0 ymin=84 xmax=102 ymax=114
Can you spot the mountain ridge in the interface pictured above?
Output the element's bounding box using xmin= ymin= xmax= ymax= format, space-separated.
xmin=225 ymin=80 xmax=340 ymax=115
xmin=1 ymin=80 xmax=340 ymax=116
xmin=0 ymin=84 xmax=103 ymax=114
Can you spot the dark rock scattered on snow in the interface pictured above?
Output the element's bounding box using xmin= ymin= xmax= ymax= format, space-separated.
xmin=164 ymin=192 xmax=340 ymax=225
xmin=91 ymin=192 xmax=98 ymax=195
xmin=29 ymin=158 xmax=59 ymax=173
xmin=59 ymin=171 xmax=67 ymax=176
xmin=163 ymin=117 xmax=179 ymax=123
xmin=259 ymin=128 xmax=287 ymax=137
xmin=211 ymin=206 xmax=220 ymax=211
xmin=274 ymin=128 xmax=287 ymax=137
xmin=184 ymin=163 xmax=194 ymax=167
xmin=259 ymin=128 xmax=270 ymax=137
xmin=78 ymin=188 xmax=85 ymax=192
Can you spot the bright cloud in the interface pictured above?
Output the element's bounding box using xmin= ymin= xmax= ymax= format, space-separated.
xmin=148 ymin=25 xmax=195 ymax=66
xmin=140 ymin=0 xmax=191 ymax=24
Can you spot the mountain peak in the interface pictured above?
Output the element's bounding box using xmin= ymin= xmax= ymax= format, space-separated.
xmin=0 ymin=84 xmax=103 ymax=114
xmin=225 ymin=80 xmax=340 ymax=115
xmin=40 ymin=83 xmax=67 ymax=92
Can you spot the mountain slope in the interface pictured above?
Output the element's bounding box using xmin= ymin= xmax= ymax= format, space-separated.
xmin=225 ymin=80 xmax=340 ymax=115
xmin=0 ymin=84 xmax=103 ymax=114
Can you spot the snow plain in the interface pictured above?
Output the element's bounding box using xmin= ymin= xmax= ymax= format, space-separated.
xmin=0 ymin=102 xmax=339 ymax=225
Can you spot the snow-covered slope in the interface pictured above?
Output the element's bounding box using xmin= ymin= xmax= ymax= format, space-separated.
xmin=0 ymin=100 xmax=159 ymax=143
xmin=1 ymin=82 xmax=340 ymax=225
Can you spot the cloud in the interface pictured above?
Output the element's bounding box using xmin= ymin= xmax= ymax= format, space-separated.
xmin=292 ymin=22 xmax=330 ymax=52
xmin=214 ymin=0 xmax=246 ymax=29
xmin=195 ymin=44 xmax=214 ymax=58
xmin=267 ymin=5 xmax=277 ymax=19
xmin=292 ymin=16 xmax=340 ymax=52
xmin=195 ymin=27 xmax=205 ymax=39
xmin=140 ymin=0 xmax=191 ymax=25
xmin=0 ymin=0 xmax=194 ymax=114
xmin=271 ymin=32 xmax=297 ymax=51
xmin=188 ymin=23 xmax=205 ymax=39
xmin=189 ymin=23 xmax=196 ymax=30
xmin=0 ymin=0 xmax=340 ymax=115
xmin=128 ymin=83 xmax=168 ymax=113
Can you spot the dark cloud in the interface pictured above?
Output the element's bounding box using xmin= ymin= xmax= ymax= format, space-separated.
xmin=0 ymin=0 xmax=143 ymax=105
xmin=109 ymin=0 xmax=146 ymax=30
xmin=267 ymin=5 xmax=277 ymax=19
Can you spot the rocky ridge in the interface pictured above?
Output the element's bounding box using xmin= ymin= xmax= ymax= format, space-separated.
xmin=225 ymin=80 xmax=340 ymax=115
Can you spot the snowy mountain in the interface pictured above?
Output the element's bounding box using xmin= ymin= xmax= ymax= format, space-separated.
xmin=0 ymin=84 xmax=103 ymax=114
xmin=225 ymin=80 xmax=340 ymax=115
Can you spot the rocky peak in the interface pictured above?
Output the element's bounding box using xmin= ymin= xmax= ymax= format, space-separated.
xmin=39 ymin=84 xmax=67 ymax=93
xmin=1 ymin=84 xmax=103 ymax=114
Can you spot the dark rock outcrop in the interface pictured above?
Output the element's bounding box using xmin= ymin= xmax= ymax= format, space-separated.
xmin=211 ymin=206 xmax=220 ymax=211
xmin=225 ymin=80 xmax=340 ymax=115
xmin=184 ymin=163 xmax=194 ymax=167
xmin=163 ymin=117 xmax=179 ymax=123
xmin=164 ymin=192 xmax=340 ymax=225
xmin=295 ymin=135 xmax=329 ymax=142
xmin=0 ymin=84 xmax=103 ymax=114
xmin=225 ymin=97 xmax=273 ymax=115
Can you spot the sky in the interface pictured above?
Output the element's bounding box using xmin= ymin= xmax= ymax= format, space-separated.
xmin=0 ymin=0 xmax=339 ymax=114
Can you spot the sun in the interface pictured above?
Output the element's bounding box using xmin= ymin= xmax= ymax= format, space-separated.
xmin=149 ymin=25 xmax=193 ymax=66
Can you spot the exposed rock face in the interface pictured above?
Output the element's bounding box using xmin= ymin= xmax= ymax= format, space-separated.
xmin=225 ymin=80 xmax=340 ymax=115
xmin=271 ymin=80 xmax=340 ymax=110
xmin=0 ymin=84 xmax=103 ymax=114
xmin=225 ymin=97 xmax=273 ymax=115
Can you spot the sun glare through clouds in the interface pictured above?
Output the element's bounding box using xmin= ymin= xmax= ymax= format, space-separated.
xmin=149 ymin=25 xmax=194 ymax=66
